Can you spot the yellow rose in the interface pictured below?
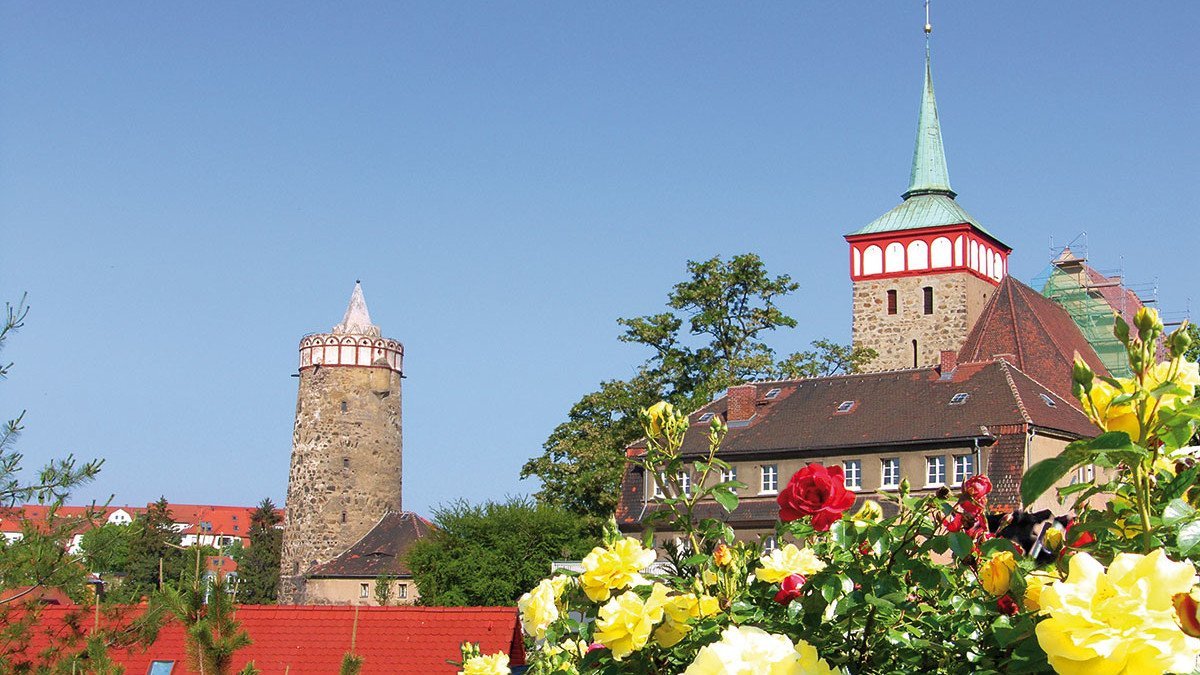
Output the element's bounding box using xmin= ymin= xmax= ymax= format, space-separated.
xmin=979 ymin=551 xmax=1018 ymax=596
xmin=683 ymin=626 xmax=841 ymax=675
xmin=754 ymin=544 xmax=827 ymax=584
xmin=1043 ymin=525 xmax=1065 ymax=552
xmin=518 ymin=576 xmax=567 ymax=639
xmin=1036 ymin=549 xmax=1200 ymax=675
xmin=1022 ymin=571 xmax=1059 ymax=612
xmin=460 ymin=652 xmax=510 ymax=675
xmin=580 ymin=538 xmax=656 ymax=602
xmin=594 ymin=589 xmax=663 ymax=660
xmin=1082 ymin=378 xmax=1140 ymax=438
xmin=646 ymin=401 xmax=672 ymax=437
xmin=850 ymin=500 xmax=884 ymax=524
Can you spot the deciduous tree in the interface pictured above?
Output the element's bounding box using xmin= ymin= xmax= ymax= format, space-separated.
xmin=521 ymin=254 xmax=875 ymax=521
xmin=405 ymin=498 xmax=592 ymax=606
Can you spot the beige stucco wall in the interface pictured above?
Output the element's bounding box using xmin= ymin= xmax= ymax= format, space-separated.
xmin=852 ymin=273 xmax=997 ymax=371
xmin=304 ymin=577 xmax=418 ymax=606
xmin=1026 ymin=433 xmax=1109 ymax=514
xmin=656 ymin=444 xmax=988 ymax=505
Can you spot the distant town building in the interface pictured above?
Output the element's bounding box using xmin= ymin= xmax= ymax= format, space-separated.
xmin=304 ymin=511 xmax=432 ymax=606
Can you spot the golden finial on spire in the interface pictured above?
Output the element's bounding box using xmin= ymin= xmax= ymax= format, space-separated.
xmin=924 ymin=0 xmax=932 ymax=35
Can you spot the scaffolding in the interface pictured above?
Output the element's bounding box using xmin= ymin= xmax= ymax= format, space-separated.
xmin=1032 ymin=233 xmax=1159 ymax=378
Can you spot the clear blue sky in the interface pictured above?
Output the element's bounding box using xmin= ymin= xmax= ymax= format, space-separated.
xmin=1 ymin=3 xmax=1196 ymax=517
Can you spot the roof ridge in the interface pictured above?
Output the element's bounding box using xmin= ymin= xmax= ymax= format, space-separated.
xmin=1003 ymin=279 xmax=1026 ymax=367
xmin=1002 ymin=362 xmax=1092 ymax=418
xmin=998 ymin=361 xmax=1033 ymax=425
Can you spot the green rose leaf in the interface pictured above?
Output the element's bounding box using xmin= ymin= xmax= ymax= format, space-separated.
xmin=1164 ymin=498 xmax=1196 ymax=525
xmin=712 ymin=486 xmax=738 ymax=513
xmin=1177 ymin=520 xmax=1200 ymax=554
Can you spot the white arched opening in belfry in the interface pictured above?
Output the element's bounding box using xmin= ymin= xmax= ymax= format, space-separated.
xmin=931 ymin=237 xmax=952 ymax=268
xmin=863 ymin=246 xmax=883 ymax=275
xmin=853 ymin=248 xmax=861 ymax=276
xmin=907 ymin=240 xmax=929 ymax=270
xmin=885 ymin=242 xmax=905 ymax=273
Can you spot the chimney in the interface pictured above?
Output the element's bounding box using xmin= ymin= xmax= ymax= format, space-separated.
xmin=726 ymin=385 xmax=758 ymax=422
xmin=939 ymin=350 xmax=958 ymax=374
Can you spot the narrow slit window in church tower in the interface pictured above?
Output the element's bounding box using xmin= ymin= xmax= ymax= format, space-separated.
xmin=912 ymin=339 xmax=918 ymax=368
xmin=923 ymin=287 xmax=934 ymax=315
xmin=887 ymin=290 xmax=898 ymax=315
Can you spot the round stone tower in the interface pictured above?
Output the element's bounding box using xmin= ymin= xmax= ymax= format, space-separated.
xmin=277 ymin=282 xmax=404 ymax=604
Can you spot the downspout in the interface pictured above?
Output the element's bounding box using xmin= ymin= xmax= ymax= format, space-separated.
xmin=1027 ymin=426 xmax=1037 ymax=471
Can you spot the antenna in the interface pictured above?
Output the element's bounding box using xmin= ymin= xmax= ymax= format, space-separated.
xmin=924 ymin=0 xmax=932 ymax=36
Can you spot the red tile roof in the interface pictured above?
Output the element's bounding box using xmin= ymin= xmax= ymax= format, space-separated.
xmin=12 ymin=605 xmax=524 ymax=674
xmin=958 ymin=275 xmax=1109 ymax=403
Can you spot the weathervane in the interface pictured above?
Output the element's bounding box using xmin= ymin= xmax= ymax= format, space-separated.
xmin=924 ymin=0 xmax=932 ymax=36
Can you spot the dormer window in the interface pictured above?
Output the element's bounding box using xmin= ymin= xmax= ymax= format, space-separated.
xmin=764 ymin=388 xmax=782 ymax=400
xmin=835 ymin=400 xmax=856 ymax=414
xmin=949 ymin=392 xmax=970 ymax=405
xmin=1039 ymin=393 xmax=1057 ymax=408
xmin=698 ymin=412 xmax=715 ymax=423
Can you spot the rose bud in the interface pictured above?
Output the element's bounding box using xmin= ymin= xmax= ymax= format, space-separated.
xmin=1174 ymin=589 xmax=1200 ymax=638
xmin=773 ymin=574 xmax=806 ymax=606
xmin=962 ymin=475 xmax=992 ymax=501
xmin=997 ymin=594 xmax=1019 ymax=616
xmin=713 ymin=543 xmax=732 ymax=567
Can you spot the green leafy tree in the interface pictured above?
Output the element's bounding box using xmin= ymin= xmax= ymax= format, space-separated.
xmin=236 ymin=499 xmax=281 ymax=605
xmin=406 ymin=498 xmax=593 ymax=606
xmin=80 ymin=522 xmax=134 ymax=576
xmin=522 ymin=254 xmax=875 ymax=521
xmin=113 ymin=498 xmax=186 ymax=602
xmin=372 ymin=574 xmax=395 ymax=606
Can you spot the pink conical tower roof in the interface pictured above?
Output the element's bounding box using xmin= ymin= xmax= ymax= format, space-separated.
xmin=332 ymin=281 xmax=381 ymax=337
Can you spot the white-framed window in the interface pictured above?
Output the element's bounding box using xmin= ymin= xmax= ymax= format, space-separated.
xmin=359 ymin=583 xmax=369 ymax=598
xmin=720 ymin=465 xmax=738 ymax=484
xmin=398 ymin=583 xmax=408 ymax=599
xmin=1073 ymin=464 xmax=1096 ymax=484
xmin=836 ymin=400 xmax=856 ymax=413
xmin=765 ymin=388 xmax=782 ymax=399
xmin=949 ymin=392 xmax=970 ymax=405
xmin=698 ymin=412 xmax=715 ymax=423
xmin=678 ymin=471 xmax=692 ymax=496
xmin=763 ymin=534 xmax=777 ymax=552
xmin=953 ymin=454 xmax=976 ymax=485
xmin=926 ymin=456 xmax=946 ymax=487
xmin=843 ymin=460 xmax=862 ymax=490
xmin=760 ymin=465 xmax=779 ymax=494
xmin=881 ymin=458 xmax=900 ymax=489
xmin=653 ymin=472 xmax=665 ymax=499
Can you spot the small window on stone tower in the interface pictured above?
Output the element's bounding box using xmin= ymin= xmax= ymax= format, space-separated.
xmin=341 ymin=511 xmax=347 ymax=523
xmin=341 ymin=401 xmax=348 ymax=413
xmin=343 ymin=458 xmax=350 ymax=469
xmin=923 ymin=287 xmax=934 ymax=315
xmin=912 ymin=339 xmax=919 ymax=368
xmin=887 ymin=290 xmax=898 ymax=315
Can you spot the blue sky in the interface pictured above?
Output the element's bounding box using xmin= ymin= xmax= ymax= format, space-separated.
xmin=1 ymin=3 xmax=1196 ymax=517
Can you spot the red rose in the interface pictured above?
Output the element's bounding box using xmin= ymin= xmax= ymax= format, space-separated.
xmin=997 ymin=594 xmax=1019 ymax=616
xmin=777 ymin=463 xmax=856 ymax=531
xmin=773 ymin=574 xmax=806 ymax=605
xmin=962 ymin=475 xmax=992 ymax=501
xmin=943 ymin=511 xmax=964 ymax=532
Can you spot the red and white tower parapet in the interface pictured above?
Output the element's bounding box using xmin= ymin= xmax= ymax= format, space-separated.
xmin=298 ymin=283 xmax=403 ymax=372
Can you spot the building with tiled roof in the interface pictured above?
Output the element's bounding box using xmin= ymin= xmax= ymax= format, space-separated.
xmin=617 ymin=31 xmax=1112 ymax=548
xmin=304 ymin=511 xmax=433 ymax=606
xmin=10 ymin=604 xmax=525 ymax=674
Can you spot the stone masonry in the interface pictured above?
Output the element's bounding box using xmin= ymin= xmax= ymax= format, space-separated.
xmin=853 ymin=272 xmax=997 ymax=371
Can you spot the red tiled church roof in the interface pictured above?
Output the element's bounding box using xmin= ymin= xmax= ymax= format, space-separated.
xmin=13 ymin=605 xmax=524 ymax=674
xmin=958 ymin=275 xmax=1109 ymax=403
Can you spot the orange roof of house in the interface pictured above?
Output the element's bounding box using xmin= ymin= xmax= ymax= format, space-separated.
xmin=12 ymin=605 xmax=525 ymax=674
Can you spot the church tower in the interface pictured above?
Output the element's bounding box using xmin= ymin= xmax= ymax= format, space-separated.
xmin=278 ymin=282 xmax=404 ymax=603
xmin=845 ymin=39 xmax=1011 ymax=371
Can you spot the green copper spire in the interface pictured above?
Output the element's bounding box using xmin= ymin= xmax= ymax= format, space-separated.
xmin=902 ymin=45 xmax=956 ymax=200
